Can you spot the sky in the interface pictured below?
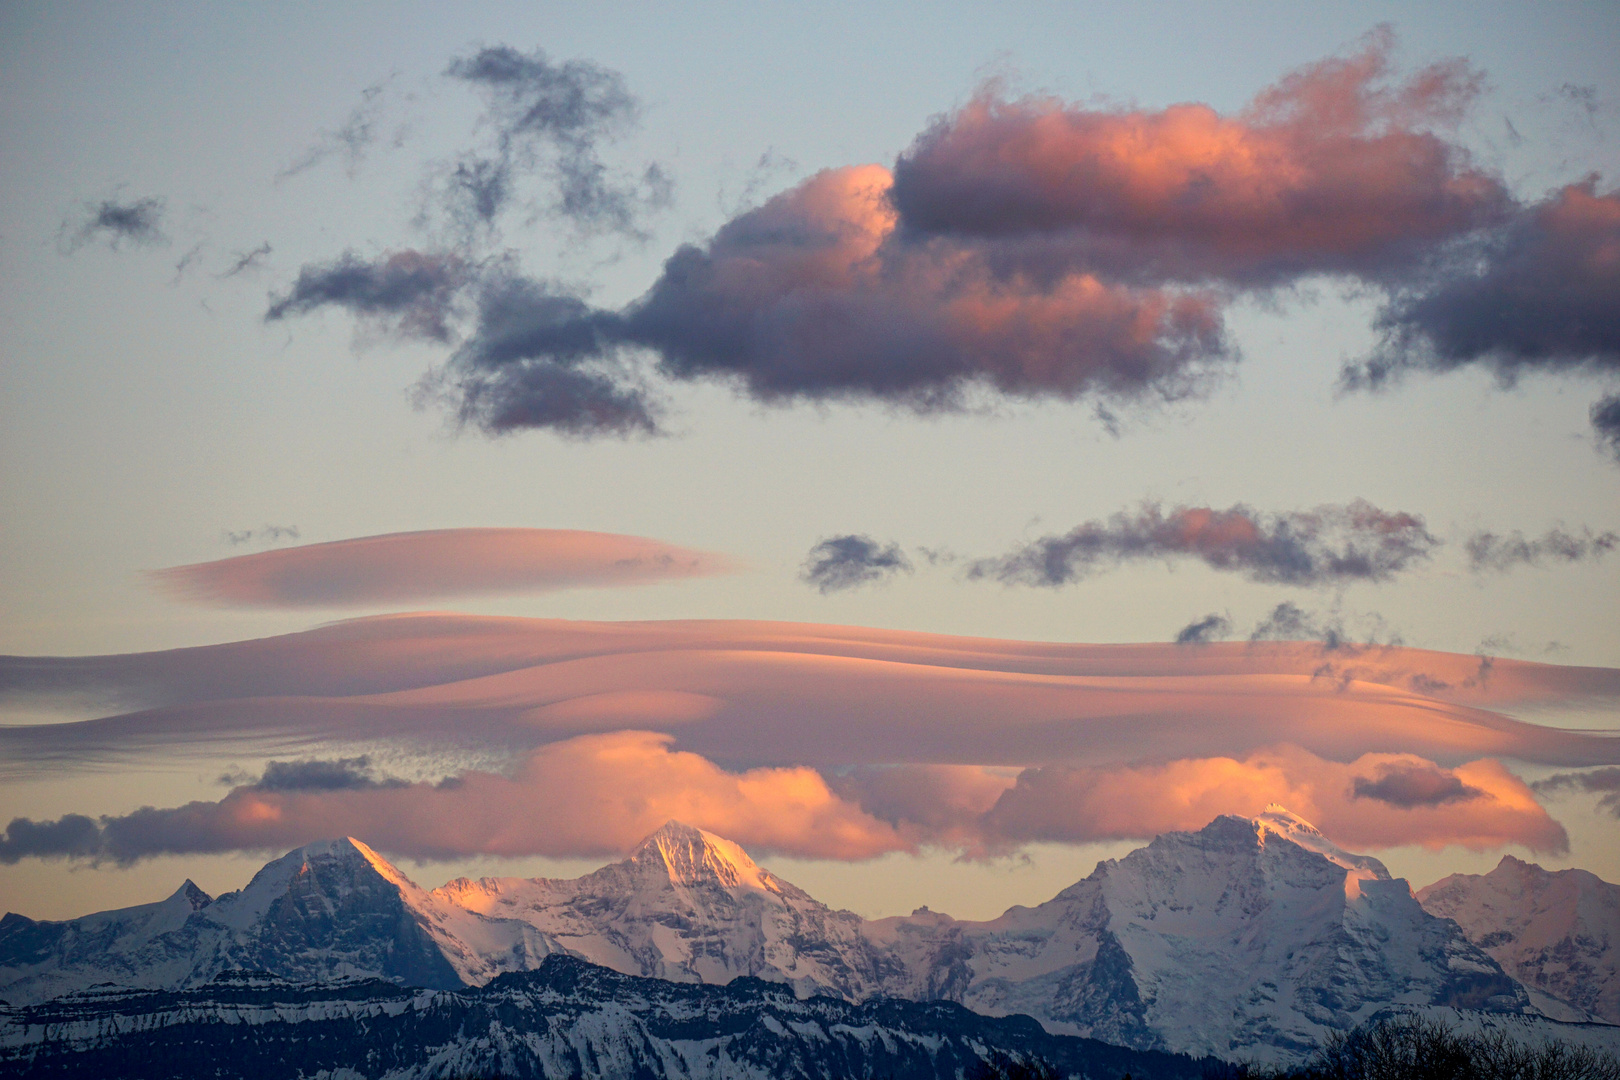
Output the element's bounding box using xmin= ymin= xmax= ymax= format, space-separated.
xmin=1 ymin=1 xmax=1617 ymax=922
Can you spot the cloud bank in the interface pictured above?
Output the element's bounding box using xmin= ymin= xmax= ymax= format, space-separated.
xmin=149 ymin=528 xmax=735 ymax=608
xmin=970 ymin=500 xmax=1438 ymax=588
xmin=0 ymin=738 xmax=1565 ymax=865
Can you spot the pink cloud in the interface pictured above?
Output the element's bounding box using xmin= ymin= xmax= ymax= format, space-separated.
xmin=890 ymin=27 xmax=1507 ymax=285
xmin=4 ymin=618 xmax=1617 ymax=781
xmin=149 ymin=528 xmax=736 ymax=608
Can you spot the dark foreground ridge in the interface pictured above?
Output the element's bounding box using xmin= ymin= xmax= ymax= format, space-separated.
xmin=0 ymin=953 xmax=1216 ymax=1080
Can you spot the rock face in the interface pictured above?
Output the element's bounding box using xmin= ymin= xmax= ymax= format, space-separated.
xmin=0 ymin=812 xmax=1585 ymax=1067
xmin=864 ymin=807 xmax=1533 ymax=1065
xmin=434 ymin=821 xmax=896 ymax=998
xmin=0 ymin=954 xmax=1214 ymax=1080
xmin=1419 ymin=855 xmax=1620 ymax=1025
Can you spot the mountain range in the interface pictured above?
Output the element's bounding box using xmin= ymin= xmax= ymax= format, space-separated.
xmin=0 ymin=955 xmax=1216 ymax=1080
xmin=3 ymin=808 xmax=1616 ymax=1067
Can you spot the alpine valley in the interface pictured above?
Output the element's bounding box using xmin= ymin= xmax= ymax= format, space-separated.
xmin=3 ymin=809 xmax=1618 ymax=1075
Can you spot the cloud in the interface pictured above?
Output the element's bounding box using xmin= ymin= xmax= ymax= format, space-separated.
xmin=224 ymin=525 xmax=300 ymax=547
xmin=1466 ymin=526 xmax=1618 ymax=572
xmin=273 ymin=30 xmax=1567 ymax=439
xmin=250 ymin=756 xmax=405 ymax=792
xmin=1342 ymin=178 xmax=1620 ymax=391
xmin=1175 ymin=613 xmax=1232 ymax=644
xmin=1 ymin=733 xmax=906 ymax=864
xmin=889 ymin=26 xmax=1506 ymax=288
xmin=1532 ymin=766 xmax=1620 ymax=817
xmin=1249 ymin=602 xmax=1339 ymax=644
xmin=976 ymin=746 xmax=1566 ymax=854
xmin=5 ymin=617 xmax=1618 ymax=787
xmin=1 ymin=740 xmax=1565 ymax=864
xmin=440 ymin=45 xmax=669 ymax=235
xmin=218 ymin=242 xmax=272 ymax=279
xmin=1351 ymin=762 xmax=1484 ymax=808
xmin=265 ymin=249 xmax=470 ymax=341
xmin=0 ymin=814 xmax=104 ymax=864
xmin=800 ymin=536 xmax=912 ymax=593
xmin=149 ymin=527 xmax=735 ymax=609
xmin=969 ymin=500 xmax=1438 ymax=588
xmin=60 ymin=196 xmax=167 ymax=252
xmin=277 ymin=79 xmax=396 ymax=181
xmin=1592 ymin=394 xmax=1620 ymax=462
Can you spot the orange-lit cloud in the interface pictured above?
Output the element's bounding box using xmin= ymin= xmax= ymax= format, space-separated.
xmin=0 ymin=738 xmax=1565 ymax=865
xmin=149 ymin=528 xmax=735 ymax=608
xmin=979 ymin=746 xmax=1567 ymax=855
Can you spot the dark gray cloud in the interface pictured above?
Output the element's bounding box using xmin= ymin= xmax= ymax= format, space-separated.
xmin=0 ymin=814 xmax=103 ymax=864
xmin=1352 ymin=763 xmax=1484 ymax=808
xmin=800 ymin=536 xmax=912 ymax=594
xmin=60 ymin=196 xmax=167 ymax=252
xmin=969 ymin=501 xmax=1438 ymax=589
xmin=254 ymin=756 xmax=404 ymax=792
xmin=1466 ymin=526 xmax=1617 ymax=572
xmin=1531 ymin=767 xmax=1620 ymax=818
xmin=441 ymin=44 xmax=668 ymax=235
xmin=1174 ymin=613 xmax=1232 ymax=645
xmin=1343 ymin=179 xmax=1620 ymax=393
xmin=219 ymin=242 xmax=272 ymax=279
xmin=265 ymin=249 xmax=469 ymax=341
xmin=1593 ymin=394 xmax=1620 ymax=462
xmin=1249 ymin=602 xmax=1341 ymax=645
xmin=0 ymin=759 xmax=407 ymax=865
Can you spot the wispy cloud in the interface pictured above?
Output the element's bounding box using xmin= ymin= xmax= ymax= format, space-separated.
xmin=150 ymin=527 xmax=735 ymax=608
xmin=1175 ymin=613 xmax=1232 ymax=644
xmin=800 ymin=536 xmax=912 ymax=593
xmin=1466 ymin=526 xmax=1617 ymax=572
xmin=968 ymin=501 xmax=1438 ymax=588
xmin=439 ymin=44 xmax=670 ymax=237
xmin=1532 ymin=766 xmax=1620 ymax=818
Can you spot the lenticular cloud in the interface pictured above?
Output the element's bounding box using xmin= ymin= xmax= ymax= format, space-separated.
xmin=149 ymin=528 xmax=735 ymax=608
xmin=1 ymin=615 xmax=1615 ymax=861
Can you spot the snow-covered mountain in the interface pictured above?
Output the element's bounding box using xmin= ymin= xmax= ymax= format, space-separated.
xmin=3 ymin=811 xmax=1605 ymax=1067
xmin=0 ymin=837 xmax=557 ymax=1003
xmin=0 ymin=954 xmax=1215 ymax=1080
xmin=863 ymin=807 xmax=1538 ymax=1065
xmin=1418 ymin=855 xmax=1620 ymax=1025
xmin=434 ymin=821 xmax=894 ymax=998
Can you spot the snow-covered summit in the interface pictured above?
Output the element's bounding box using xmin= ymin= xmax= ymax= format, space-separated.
xmin=1419 ymin=855 xmax=1620 ymax=1025
xmin=1254 ymin=805 xmax=1392 ymax=881
xmin=626 ymin=821 xmax=781 ymax=892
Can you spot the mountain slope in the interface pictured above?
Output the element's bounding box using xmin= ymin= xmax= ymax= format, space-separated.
xmin=865 ymin=807 xmax=1536 ymax=1065
xmin=1419 ymin=855 xmax=1620 ymax=1025
xmin=0 ymin=954 xmax=1216 ymax=1080
xmin=0 ymin=837 xmax=554 ymax=1004
xmin=434 ymin=821 xmax=895 ymax=998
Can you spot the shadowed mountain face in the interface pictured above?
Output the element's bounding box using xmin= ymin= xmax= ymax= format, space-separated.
xmin=0 ymin=954 xmax=1217 ymax=1080
xmin=1419 ymin=855 xmax=1620 ymax=1025
xmin=1 ymin=812 xmax=1601 ymax=1067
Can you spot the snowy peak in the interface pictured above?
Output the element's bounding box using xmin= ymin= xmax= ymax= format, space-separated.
xmin=1254 ymin=805 xmax=1392 ymax=881
xmin=1417 ymin=856 xmax=1620 ymax=1024
xmin=628 ymin=821 xmax=779 ymax=893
